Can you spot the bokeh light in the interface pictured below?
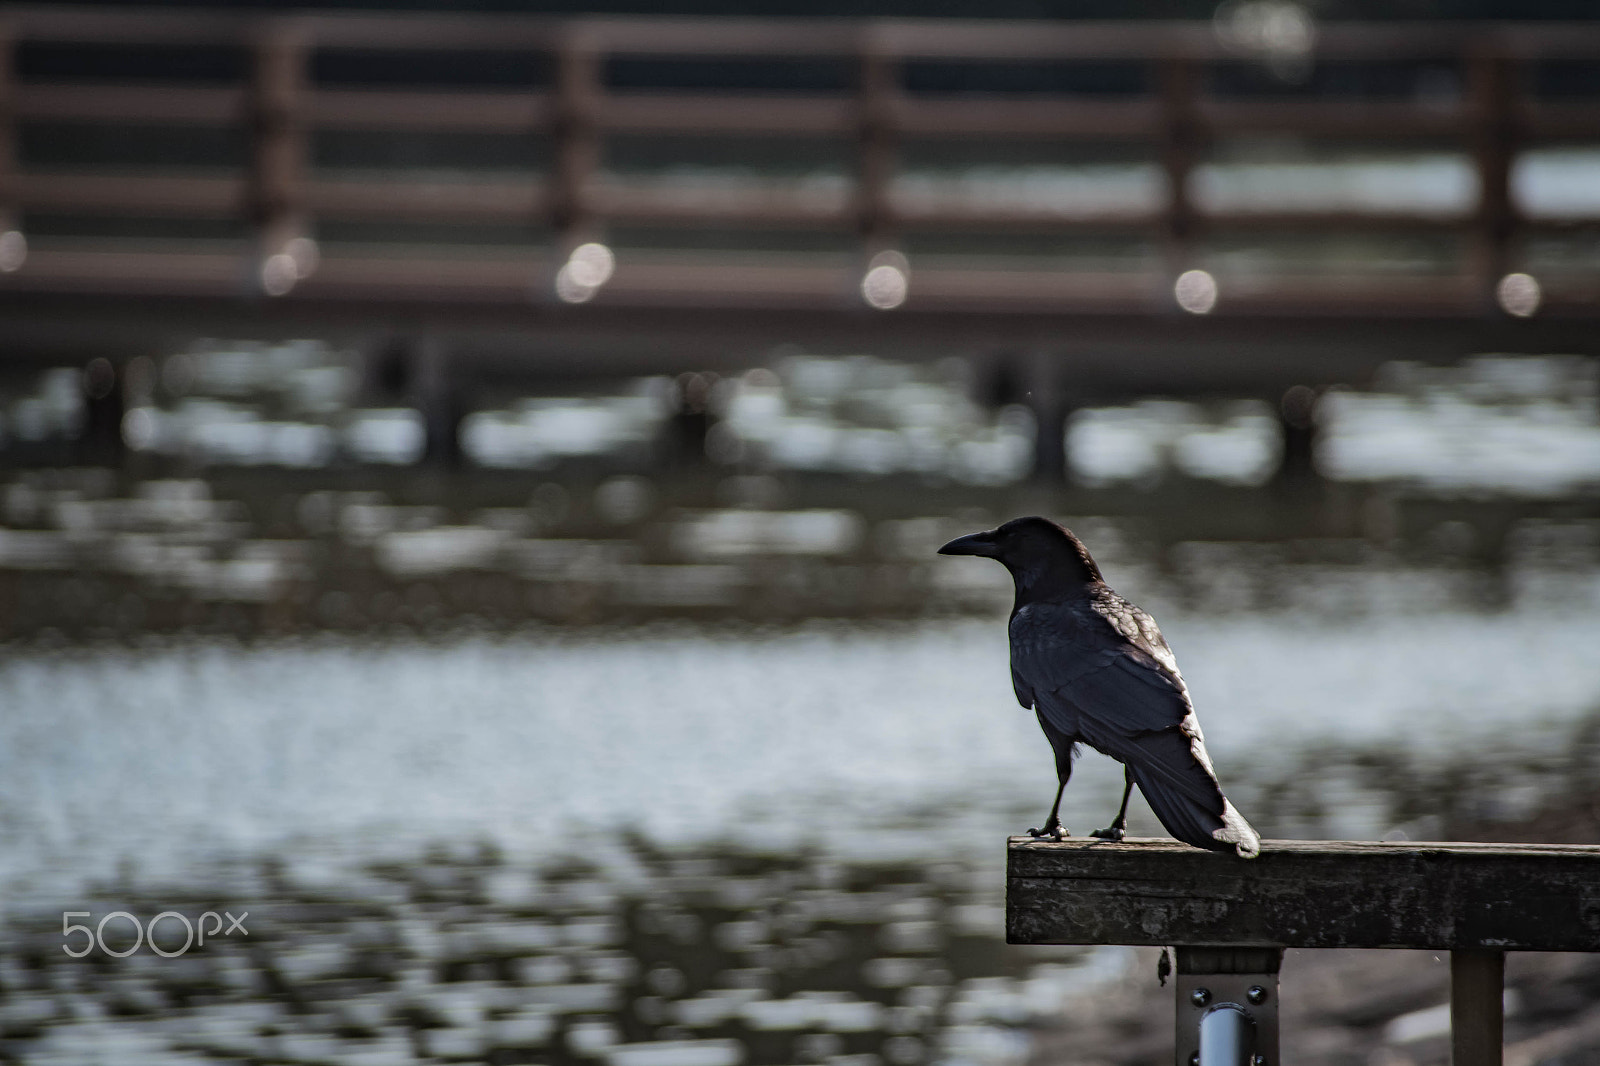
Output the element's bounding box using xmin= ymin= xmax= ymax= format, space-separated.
xmin=862 ymin=251 xmax=910 ymax=310
xmin=1497 ymin=272 xmax=1542 ymax=318
xmin=556 ymin=243 xmax=616 ymax=303
xmin=284 ymin=236 xmax=320 ymax=279
xmin=568 ymin=242 xmax=616 ymax=287
xmin=260 ymin=252 xmax=299 ymax=296
xmin=1174 ymin=269 xmax=1218 ymax=314
xmin=0 ymin=230 xmax=26 ymax=273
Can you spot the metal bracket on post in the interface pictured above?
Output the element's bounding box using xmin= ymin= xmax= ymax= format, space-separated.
xmin=1174 ymin=947 xmax=1282 ymax=1066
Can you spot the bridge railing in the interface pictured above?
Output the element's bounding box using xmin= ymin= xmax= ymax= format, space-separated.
xmin=2 ymin=11 xmax=1600 ymax=315
xmin=1008 ymin=837 xmax=1600 ymax=1066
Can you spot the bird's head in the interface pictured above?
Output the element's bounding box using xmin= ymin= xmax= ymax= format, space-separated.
xmin=938 ymin=516 xmax=1103 ymax=592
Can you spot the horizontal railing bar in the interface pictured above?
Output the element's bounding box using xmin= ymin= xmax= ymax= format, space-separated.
xmin=20 ymin=173 xmax=1559 ymax=231
xmin=15 ymin=173 xmax=246 ymax=214
xmin=1524 ymin=216 xmax=1600 ymax=231
xmin=11 ymin=11 xmax=1600 ymax=59
xmin=20 ymin=82 xmax=1600 ymax=145
xmin=1197 ymin=101 xmax=1471 ymax=137
xmin=1195 ymin=210 xmax=1473 ymax=230
xmin=306 ymin=179 xmax=549 ymax=220
xmin=1523 ymin=104 xmax=1600 ymax=140
xmin=24 ymin=172 xmax=1600 ymax=232
xmin=586 ymin=185 xmax=851 ymax=226
xmin=0 ymin=247 xmax=1540 ymax=311
xmin=310 ymin=89 xmax=554 ymax=132
xmin=890 ymin=205 xmax=1158 ymax=229
xmin=603 ymin=93 xmax=855 ymax=135
xmin=894 ymin=98 xmax=1163 ymax=138
xmin=1009 ymin=837 xmax=1600 ymax=952
xmin=16 ymin=84 xmax=246 ymax=124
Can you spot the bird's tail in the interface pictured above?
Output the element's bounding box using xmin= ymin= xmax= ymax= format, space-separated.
xmin=1128 ymin=730 xmax=1260 ymax=858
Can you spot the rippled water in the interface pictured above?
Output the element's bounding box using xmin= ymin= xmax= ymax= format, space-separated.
xmin=7 ymin=595 xmax=1600 ymax=901
xmin=5 ymin=577 xmax=1600 ymax=1064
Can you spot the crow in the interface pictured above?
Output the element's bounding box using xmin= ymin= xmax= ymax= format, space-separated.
xmin=939 ymin=516 xmax=1259 ymax=857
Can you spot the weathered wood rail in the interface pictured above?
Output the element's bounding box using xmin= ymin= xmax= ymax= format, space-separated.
xmin=1008 ymin=837 xmax=1600 ymax=1066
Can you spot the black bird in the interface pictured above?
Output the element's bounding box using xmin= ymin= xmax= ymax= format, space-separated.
xmin=939 ymin=517 xmax=1259 ymax=858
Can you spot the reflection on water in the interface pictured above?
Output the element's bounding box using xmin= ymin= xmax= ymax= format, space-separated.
xmin=5 ymin=354 xmax=1599 ymax=640
xmin=1317 ymin=357 xmax=1600 ymax=496
xmin=8 ymin=347 xmax=1598 ymax=502
xmin=0 ymin=832 xmax=1106 ymax=1066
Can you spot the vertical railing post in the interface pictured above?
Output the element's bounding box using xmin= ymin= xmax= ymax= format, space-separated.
xmin=1451 ymin=949 xmax=1505 ymax=1066
xmin=0 ymin=19 xmax=25 ymax=275
xmin=856 ymin=34 xmax=899 ymax=263
xmin=552 ymin=29 xmax=601 ymax=256
xmin=1156 ymin=51 xmax=1202 ymax=305
xmin=249 ymin=21 xmax=311 ymax=295
xmin=1466 ymin=43 xmax=1517 ymax=310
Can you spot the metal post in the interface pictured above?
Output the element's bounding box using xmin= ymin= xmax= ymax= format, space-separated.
xmin=1199 ymin=1003 xmax=1254 ymax=1066
xmin=1175 ymin=947 xmax=1281 ymax=1066
xmin=1451 ymin=949 xmax=1504 ymax=1066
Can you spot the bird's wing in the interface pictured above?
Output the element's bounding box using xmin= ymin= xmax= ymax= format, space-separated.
xmin=1011 ymin=598 xmax=1258 ymax=856
xmin=1010 ymin=599 xmax=1191 ymax=742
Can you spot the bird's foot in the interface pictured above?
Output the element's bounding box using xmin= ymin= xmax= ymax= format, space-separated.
xmin=1089 ymin=825 xmax=1126 ymax=842
xmin=1027 ymin=819 xmax=1068 ymax=841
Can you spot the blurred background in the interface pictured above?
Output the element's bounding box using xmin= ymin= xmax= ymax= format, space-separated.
xmin=3 ymin=0 xmax=1600 ymax=1063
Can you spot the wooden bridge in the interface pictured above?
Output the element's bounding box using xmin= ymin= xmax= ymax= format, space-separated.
xmin=2 ymin=10 xmax=1600 ymax=385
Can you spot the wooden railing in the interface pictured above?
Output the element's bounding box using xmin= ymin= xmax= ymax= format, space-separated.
xmin=1 ymin=10 xmax=1600 ymax=316
xmin=1009 ymin=837 xmax=1600 ymax=1066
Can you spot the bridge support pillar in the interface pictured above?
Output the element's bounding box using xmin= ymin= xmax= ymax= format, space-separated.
xmin=1275 ymin=385 xmax=1319 ymax=484
xmin=1025 ymin=353 xmax=1068 ymax=484
xmin=79 ymin=357 xmax=126 ymax=467
xmin=412 ymin=339 xmax=461 ymax=467
xmin=1032 ymin=396 xmax=1069 ymax=484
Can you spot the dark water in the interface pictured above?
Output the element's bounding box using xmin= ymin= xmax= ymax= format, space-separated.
xmin=5 ymin=589 xmax=1600 ymax=1062
xmin=4 ymin=350 xmax=1600 ymax=1063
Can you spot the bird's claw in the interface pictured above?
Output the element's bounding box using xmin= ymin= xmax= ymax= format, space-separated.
xmin=1089 ymin=826 xmax=1126 ymax=842
xmin=1027 ymin=820 xmax=1067 ymax=841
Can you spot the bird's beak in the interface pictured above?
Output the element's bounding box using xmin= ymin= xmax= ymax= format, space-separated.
xmin=938 ymin=530 xmax=998 ymax=557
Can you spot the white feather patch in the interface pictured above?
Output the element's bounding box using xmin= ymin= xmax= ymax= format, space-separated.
xmin=1213 ymin=799 xmax=1261 ymax=859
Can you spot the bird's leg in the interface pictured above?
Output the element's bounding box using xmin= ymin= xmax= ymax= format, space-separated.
xmin=1091 ymin=769 xmax=1134 ymax=842
xmin=1028 ymin=778 xmax=1069 ymax=841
